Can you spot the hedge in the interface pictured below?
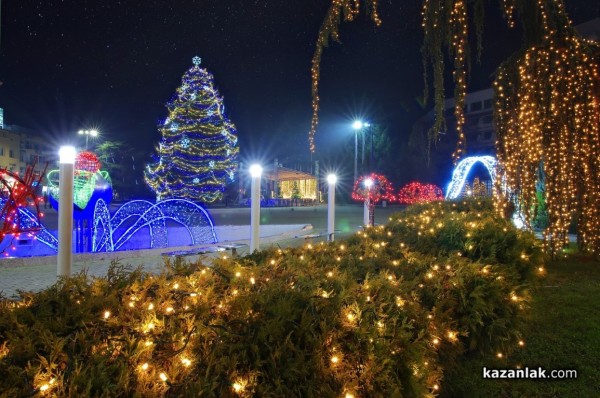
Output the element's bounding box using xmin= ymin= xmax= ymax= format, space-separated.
xmin=0 ymin=199 xmax=544 ymax=397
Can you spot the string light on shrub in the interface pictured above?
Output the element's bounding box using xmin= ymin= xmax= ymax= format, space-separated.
xmin=397 ymin=181 xmax=444 ymax=204
xmin=3 ymin=199 xmax=542 ymax=396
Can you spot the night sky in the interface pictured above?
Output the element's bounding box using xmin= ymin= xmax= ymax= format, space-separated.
xmin=0 ymin=1 xmax=598 ymax=165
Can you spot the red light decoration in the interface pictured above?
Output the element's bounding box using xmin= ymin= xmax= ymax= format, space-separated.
xmin=352 ymin=173 xmax=396 ymax=204
xmin=397 ymin=182 xmax=444 ymax=205
xmin=75 ymin=151 xmax=102 ymax=173
xmin=0 ymin=162 xmax=48 ymax=242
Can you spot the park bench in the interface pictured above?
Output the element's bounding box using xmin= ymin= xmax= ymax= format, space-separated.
xmin=217 ymin=242 xmax=247 ymax=256
xmin=161 ymin=246 xmax=218 ymax=260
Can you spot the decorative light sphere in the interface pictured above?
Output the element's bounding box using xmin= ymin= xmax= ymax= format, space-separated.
xmin=364 ymin=178 xmax=373 ymax=188
xmin=352 ymin=120 xmax=363 ymax=130
xmin=327 ymin=174 xmax=337 ymax=184
xmin=192 ymin=56 xmax=202 ymax=66
xmin=249 ymin=164 xmax=262 ymax=178
xmin=59 ymin=146 xmax=77 ymax=164
xmin=75 ymin=151 xmax=102 ymax=172
xmin=90 ymin=129 xmax=99 ymax=137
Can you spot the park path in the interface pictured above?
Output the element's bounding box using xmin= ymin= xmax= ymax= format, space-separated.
xmin=1 ymin=205 xmax=401 ymax=298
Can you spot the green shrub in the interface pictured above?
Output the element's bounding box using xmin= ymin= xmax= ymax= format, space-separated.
xmin=0 ymin=201 xmax=543 ymax=397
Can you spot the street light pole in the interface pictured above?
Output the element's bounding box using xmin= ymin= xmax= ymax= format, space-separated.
xmin=249 ymin=164 xmax=262 ymax=253
xmin=370 ymin=125 xmax=374 ymax=172
xmin=78 ymin=129 xmax=99 ymax=150
xmin=364 ymin=178 xmax=373 ymax=227
xmin=327 ymin=174 xmax=337 ymax=241
xmin=352 ymin=120 xmax=364 ymax=182
xmin=352 ymin=130 xmax=357 ymax=183
xmin=57 ymin=146 xmax=76 ymax=277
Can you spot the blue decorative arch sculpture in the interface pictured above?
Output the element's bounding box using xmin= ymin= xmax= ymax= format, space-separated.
xmin=446 ymin=156 xmax=498 ymax=199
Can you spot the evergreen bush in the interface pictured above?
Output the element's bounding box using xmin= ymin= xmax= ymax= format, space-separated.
xmin=0 ymin=200 xmax=543 ymax=397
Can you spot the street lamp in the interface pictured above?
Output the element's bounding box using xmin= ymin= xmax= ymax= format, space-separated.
xmin=363 ymin=178 xmax=373 ymax=227
xmin=352 ymin=120 xmax=371 ymax=182
xmin=57 ymin=146 xmax=76 ymax=277
xmin=78 ymin=129 xmax=99 ymax=150
xmin=249 ymin=164 xmax=262 ymax=252
xmin=326 ymin=173 xmax=337 ymax=241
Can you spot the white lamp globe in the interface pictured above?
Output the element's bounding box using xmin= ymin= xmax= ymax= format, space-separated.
xmin=249 ymin=164 xmax=263 ymax=178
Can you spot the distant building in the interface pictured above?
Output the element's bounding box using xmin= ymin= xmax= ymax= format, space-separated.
xmin=237 ymin=159 xmax=320 ymax=206
xmin=410 ymin=88 xmax=495 ymax=189
xmin=0 ymin=128 xmax=55 ymax=175
xmin=576 ymin=17 xmax=600 ymax=41
xmin=0 ymin=108 xmax=55 ymax=175
xmin=0 ymin=128 xmax=21 ymax=173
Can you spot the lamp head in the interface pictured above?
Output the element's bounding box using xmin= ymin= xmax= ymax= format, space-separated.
xmin=59 ymin=146 xmax=77 ymax=164
xmin=364 ymin=178 xmax=373 ymax=188
xmin=249 ymin=164 xmax=263 ymax=178
xmin=352 ymin=120 xmax=363 ymax=130
xmin=327 ymin=174 xmax=337 ymax=184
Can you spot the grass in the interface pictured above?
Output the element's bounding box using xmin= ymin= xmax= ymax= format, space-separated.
xmin=443 ymin=254 xmax=600 ymax=398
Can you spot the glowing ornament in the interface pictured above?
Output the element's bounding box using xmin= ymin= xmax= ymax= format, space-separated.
xmin=181 ymin=136 xmax=190 ymax=148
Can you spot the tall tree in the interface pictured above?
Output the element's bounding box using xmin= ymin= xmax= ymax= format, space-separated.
xmin=145 ymin=56 xmax=239 ymax=203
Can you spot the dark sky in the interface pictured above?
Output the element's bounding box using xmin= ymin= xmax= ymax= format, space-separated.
xmin=0 ymin=1 xmax=598 ymax=164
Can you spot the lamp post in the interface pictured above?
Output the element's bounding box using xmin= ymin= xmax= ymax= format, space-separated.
xmin=326 ymin=174 xmax=337 ymax=241
xmin=364 ymin=178 xmax=373 ymax=227
xmin=57 ymin=146 xmax=76 ymax=277
xmin=352 ymin=121 xmax=372 ymax=182
xmin=352 ymin=121 xmax=362 ymax=183
xmin=249 ymin=164 xmax=262 ymax=252
xmin=78 ymin=129 xmax=98 ymax=150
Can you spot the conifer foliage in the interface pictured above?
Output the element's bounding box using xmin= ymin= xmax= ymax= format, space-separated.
xmin=145 ymin=57 xmax=239 ymax=203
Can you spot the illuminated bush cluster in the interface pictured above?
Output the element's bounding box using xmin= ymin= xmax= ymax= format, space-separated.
xmin=397 ymin=182 xmax=444 ymax=205
xmin=0 ymin=200 xmax=543 ymax=397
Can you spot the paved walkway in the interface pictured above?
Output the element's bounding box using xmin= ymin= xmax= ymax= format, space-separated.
xmin=0 ymin=230 xmax=360 ymax=299
xmin=0 ymin=205 xmax=400 ymax=299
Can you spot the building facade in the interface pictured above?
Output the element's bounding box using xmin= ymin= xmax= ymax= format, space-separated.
xmin=0 ymin=128 xmax=55 ymax=175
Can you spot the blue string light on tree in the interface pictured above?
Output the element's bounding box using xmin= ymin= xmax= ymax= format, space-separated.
xmin=145 ymin=56 xmax=239 ymax=203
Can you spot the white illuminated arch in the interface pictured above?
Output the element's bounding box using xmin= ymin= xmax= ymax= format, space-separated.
xmin=446 ymin=156 xmax=498 ymax=199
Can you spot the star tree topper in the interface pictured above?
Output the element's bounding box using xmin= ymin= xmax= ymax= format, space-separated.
xmin=192 ymin=56 xmax=202 ymax=66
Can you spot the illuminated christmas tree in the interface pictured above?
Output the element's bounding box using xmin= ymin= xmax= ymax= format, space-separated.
xmin=145 ymin=56 xmax=239 ymax=203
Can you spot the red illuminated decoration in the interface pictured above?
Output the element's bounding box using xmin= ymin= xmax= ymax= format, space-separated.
xmin=352 ymin=173 xmax=395 ymax=226
xmin=352 ymin=173 xmax=395 ymax=204
xmin=75 ymin=151 xmax=102 ymax=173
xmin=0 ymin=163 xmax=48 ymax=241
xmin=397 ymin=182 xmax=444 ymax=205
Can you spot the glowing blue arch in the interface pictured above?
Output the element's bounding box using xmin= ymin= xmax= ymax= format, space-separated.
xmin=3 ymin=198 xmax=218 ymax=255
xmin=446 ymin=156 xmax=498 ymax=199
xmin=92 ymin=199 xmax=114 ymax=252
xmin=0 ymin=198 xmax=59 ymax=251
xmin=109 ymin=200 xmax=169 ymax=251
xmin=104 ymin=199 xmax=217 ymax=251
